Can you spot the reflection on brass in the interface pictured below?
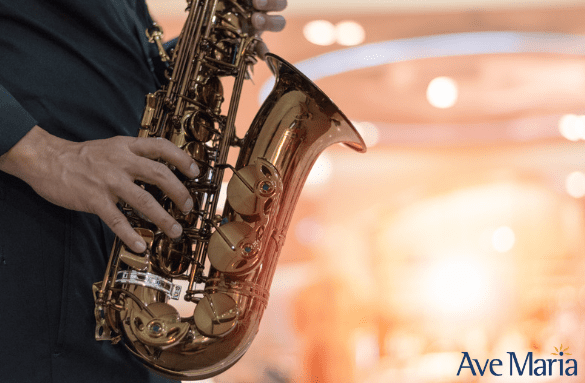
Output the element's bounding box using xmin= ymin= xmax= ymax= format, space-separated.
xmin=119 ymin=228 xmax=154 ymax=271
xmin=227 ymin=159 xmax=282 ymax=219
xmin=208 ymin=221 xmax=260 ymax=274
xmin=93 ymin=0 xmax=366 ymax=380
xmin=152 ymin=235 xmax=191 ymax=276
xmin=193 ymin=293 xmax=239 ymax=337
xmin=145 ymin=23 xmax=170 ymax=62
xmin=140 ymin=93 xmax=157 ymax=131
xmin=130 ymin=302 xmax=190 ymax=347
xmin=182 ymin=111 xmax=214 ymax=143
xmin=184 ymin=141 xmax=209 ymax=177
xmin=164 ymin=196 xmax=199 ymax=226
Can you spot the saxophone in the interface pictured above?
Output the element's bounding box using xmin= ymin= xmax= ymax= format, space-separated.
xmin=93 ymin=0 xmax=366 ymax=380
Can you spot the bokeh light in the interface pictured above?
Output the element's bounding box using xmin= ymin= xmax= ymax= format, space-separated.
xmin=335 ymin=21 xmax=366 ymax=46
xmin=422 ymin=256 xmax=493 ymax=317
xmin=303 ymin=20 xmax=336 ymax=46
xmin=426 ymin=76 xmax=458 ymax=109
xmin=558 ymin=114 xmax=585 ymax=141
xmin=491 ymin=226 xmax=516 ymax=253
xmin=565 ymin=171 xmax=585 ymax=198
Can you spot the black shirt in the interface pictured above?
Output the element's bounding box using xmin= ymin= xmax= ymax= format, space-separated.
xmin=0 ymin=1 xmax=176 ymax=382
xmin=0 ymin=0 xmax=161 ymax=154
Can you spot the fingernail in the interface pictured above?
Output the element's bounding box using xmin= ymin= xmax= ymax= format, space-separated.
xmin=183 ymin=197 xmax=193 ymax=214
xmin=170 ymin=223 xmax=182 ymax=237
xmin=272 ymin=17 xmax=286 ymax=31
xmin=256 ymin=42 xmax=269 ymax=60
xmin=135 ymin=241 xmax=147 ymax=253
xmin=190 ymin=163 xmax=199 ymax=178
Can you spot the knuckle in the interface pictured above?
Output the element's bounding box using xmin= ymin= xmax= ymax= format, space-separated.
xmin=104 ymin=173 xmax=123 ymax=190
xmin=135 ymin=189 xmax=155 ymax=209
xmin=153 ymin=136 xmax=170 ymax=147
xmin=131 ymin=137 xmax=145 ymax=148
xmin=151 ymin=161 xmax=172 ymax=181
xmin=154 ymin=139 xmax=176 ymax=159
xmin=108 ymin=212 xmax=127 ymax=229
xmin=104 ymin=175 xmax=130 ymax=196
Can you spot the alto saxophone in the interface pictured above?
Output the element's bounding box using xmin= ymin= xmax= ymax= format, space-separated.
xmin=93 ymin=0 xmax=366 ymax=380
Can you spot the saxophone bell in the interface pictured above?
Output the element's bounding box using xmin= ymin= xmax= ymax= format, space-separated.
xmin=93 ymin=0 xmax=365 ymax=380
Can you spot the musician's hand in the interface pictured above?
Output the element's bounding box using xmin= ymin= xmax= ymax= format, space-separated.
xmin=251 ymin=0 xmax=287 ymax=59
xmin=0 ymin=125 xmax=198 ymax=253
xmin=252 ymin=0 xmax=286 ymax=32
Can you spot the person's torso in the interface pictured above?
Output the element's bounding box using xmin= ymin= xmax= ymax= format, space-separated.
xmin=0 ymin=0 xmax=161 ymax=141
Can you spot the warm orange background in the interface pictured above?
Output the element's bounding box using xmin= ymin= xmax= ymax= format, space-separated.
xmin=149 ymin=2 xmax=585 ymax=382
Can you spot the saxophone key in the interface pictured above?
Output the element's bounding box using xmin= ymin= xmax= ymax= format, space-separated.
xmin=208 ymin=221 xmax=261 ymax=274
xmin=193 ymin=292 xmax=239 ymax=337
xmin=226 ymin=159 xmax=282 ymax=219
xmin=152 ymin=234 xmax=192 ymax=276
xmin=130 ymin=302 xmax=190 ymax=348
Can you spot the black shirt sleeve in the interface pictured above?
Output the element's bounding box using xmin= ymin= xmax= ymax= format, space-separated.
xmin=0 ymin=83 xmax=37 ymax=156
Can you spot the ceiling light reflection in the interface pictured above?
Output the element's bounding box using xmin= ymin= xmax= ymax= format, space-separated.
xmin=426 ymin=76 xmax=458 ymax=109
xmin=261 ymin=32 xmax=585 ymax=104
xmin=303 ymin=20 xmax=336 ymax=46
xmin=303 ymin=32 xmax=585 ymax=76
xmin=335 ymin=21 xmax=365 ymax=46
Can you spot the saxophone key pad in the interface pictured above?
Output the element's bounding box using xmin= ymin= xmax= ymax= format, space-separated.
xmin=193 ymin=292 xmax=239 ymax=337
xmin=208 ymin=221 xmax=261 ymax=274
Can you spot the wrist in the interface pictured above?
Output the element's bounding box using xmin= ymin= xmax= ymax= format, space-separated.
xmin=0 ymin=125 xmax=59 ymax=183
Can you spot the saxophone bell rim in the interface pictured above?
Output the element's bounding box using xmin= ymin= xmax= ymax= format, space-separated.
xmin=264 ymin=52 xmax=367 ymax=154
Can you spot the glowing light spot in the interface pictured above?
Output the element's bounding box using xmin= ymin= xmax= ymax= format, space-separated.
xmin=559 ymin=114 xmax=585 ymax=141
xmin=335 ymin=21 xmax=365 ymax=46
xmin=352 ymin=121 xmax=379 ymax=147
xmin=426 ymin=76 xmax=458 ymax=109
xmin=423 ymin=257 xmax=491 ymax=316
xmin=306 ymin=153 xmax=332 ymax=185
xmin=303 ymin=20 xmax=336 ymax=46
xmin=566 ymin=171 xmax=585 ymax=198
xmin=491 ymin=226 xmax=515 ymax=253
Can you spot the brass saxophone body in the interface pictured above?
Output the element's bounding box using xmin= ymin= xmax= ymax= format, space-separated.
xmin=93 ymin=0 xmax=366 ymax=380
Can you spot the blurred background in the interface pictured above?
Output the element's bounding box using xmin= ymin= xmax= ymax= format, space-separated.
xmin=147 ymin=0 xmax=585 ymax=381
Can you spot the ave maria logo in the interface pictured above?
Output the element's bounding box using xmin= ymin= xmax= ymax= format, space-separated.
xmin=457 ymin=345 xmax=578 ymax=377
